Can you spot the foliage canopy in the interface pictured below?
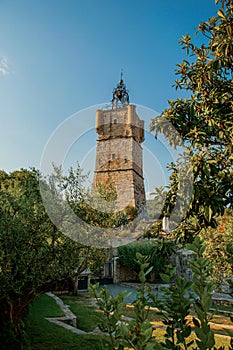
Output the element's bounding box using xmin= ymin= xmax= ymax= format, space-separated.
xmin=150 ymin=0 xmax=233 ymax=234
xmin=0 ymin=167 xmax=107 ymax=348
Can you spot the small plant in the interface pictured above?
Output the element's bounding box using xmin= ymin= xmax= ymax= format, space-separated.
xmin=89 ymin=283 xmax=127 ymax=349
xmin=118 ymin=253 xmax=158 ymax=350
xmin=187 ymin=237 xmax=215 ymax=350
xmin=159 ymin=265 xmax=193 ymax=350
xmin=90 ymin=253 xmax=159 ymax=350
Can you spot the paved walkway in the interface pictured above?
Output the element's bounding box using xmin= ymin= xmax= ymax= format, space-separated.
xmin=108 ymin=283 xmax=171 ymax=301
xmin=100 ymin=283 xmax=233 ymax=308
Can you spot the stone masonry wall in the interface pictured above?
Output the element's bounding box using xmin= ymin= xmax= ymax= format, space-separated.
xmin=94 ymin=168 xmax=145 ymax=210
xmin=94 ymin=104 xmax=146 ymax=211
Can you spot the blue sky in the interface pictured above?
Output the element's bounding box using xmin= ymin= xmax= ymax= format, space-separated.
xmin=0 ymin=0 xmax=218 ymax=193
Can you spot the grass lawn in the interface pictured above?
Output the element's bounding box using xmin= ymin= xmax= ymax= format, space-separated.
xmin=26 ymin=294 xmax=109 ymax=350
xmin=60 ymin=294 xmax=105 ymax=332
xmin=26 ymin=292 xmax=232 ymax=349
xmin=61 ymin=293 xmax=232 ymax=348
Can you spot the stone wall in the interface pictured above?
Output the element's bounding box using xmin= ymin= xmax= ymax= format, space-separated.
xmin=94 ymin=168 xmax=145 ymax=210
xmin=95 ymin=137 xmax=143 ymax=176
xmin=116 ymin=264 xmax=138 ymax=283
xmin=96 ymin=105 xmax=144 ymax=143
xmin=94 ymin=104 xmax=146 ymax=211
xmin=170 ymin=248 xmax=195 ymax=280
xmin=114 ymin=260 xmax=161 ymax=283
xmin=113 ymin=247 xmax=196 ymax=284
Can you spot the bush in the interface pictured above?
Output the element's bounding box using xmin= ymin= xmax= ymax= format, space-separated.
xmin=117 ymin=240 xmax=174 ymax=280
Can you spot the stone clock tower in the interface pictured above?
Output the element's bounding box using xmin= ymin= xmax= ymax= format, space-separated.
xmin=94 ymin=75 xmax=146 ymax=211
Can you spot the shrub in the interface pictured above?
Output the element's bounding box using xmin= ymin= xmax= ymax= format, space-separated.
xmin=117 ymin=240 xmax=174 ymax=280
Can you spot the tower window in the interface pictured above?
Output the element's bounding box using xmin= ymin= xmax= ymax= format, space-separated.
xmin=114 ymin=119 xmax=117 ymax=124
xmin=112 ymin=153 xmax=116 ymax=159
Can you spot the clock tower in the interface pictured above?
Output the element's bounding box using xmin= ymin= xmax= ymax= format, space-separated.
xmin=94 ymin=75 xmax=146 ymax=211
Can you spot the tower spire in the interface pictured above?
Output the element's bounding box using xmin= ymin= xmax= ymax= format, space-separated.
xmin=112 ymin=72 xmax=129 ymax=108
xmin=120 ymin=69 xmax=123 ymax=82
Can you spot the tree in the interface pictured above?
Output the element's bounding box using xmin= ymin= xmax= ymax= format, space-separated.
xmin=0 ymin=168 xmax=107 ymax=349
xmin=48 ymin=165 xmax=129 ymax=231
xmin=199 ymin=210 xmax=233 ymax=286
xmin=146 ymin=186 xmax=167 ymax=220
xmin=150 ymin=0 xmax=233 ymax=234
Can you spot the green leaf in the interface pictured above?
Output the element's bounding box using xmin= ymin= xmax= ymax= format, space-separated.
xmin=193 ymin=317 xmax=200 ymax=328
xmin=190 ymin=104 xmax=195 ymax=117
xmin=165 ymin=339 xmax=174 ymax=349
xmin=177 ymin=331 xmax=183 ymax=343
xmin=186 ymin=243 xmax=198 ymax=253
xmin=166 ymin=326 xmax=173 ymax=337
xmin=213 ymin=59 xmax=221 ymax=70
xmin=144 ymin=327 xmax=153 ymax=341
xmin=183 ymin=326 xmax=192 ymax=338
xmin=225 ymin=329 xmax=233 ymax=337
xmin=195 ymin=325 xmax=205 ymax=340
xmin=145 ymin=265 xmax=153 ymax=276
xmin=160 ymin=273 xmax=170 ymax=283
xmin=203 ymin=164 xmax=210 ymax=177
xmin=206 ymin=330 xmax=215 ymax=348
xmin=120 ymin=322 xmax=129 ymax=337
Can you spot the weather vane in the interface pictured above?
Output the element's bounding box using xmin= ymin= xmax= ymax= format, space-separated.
xmin=112 ymin=70 xmax=130 ymax=108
